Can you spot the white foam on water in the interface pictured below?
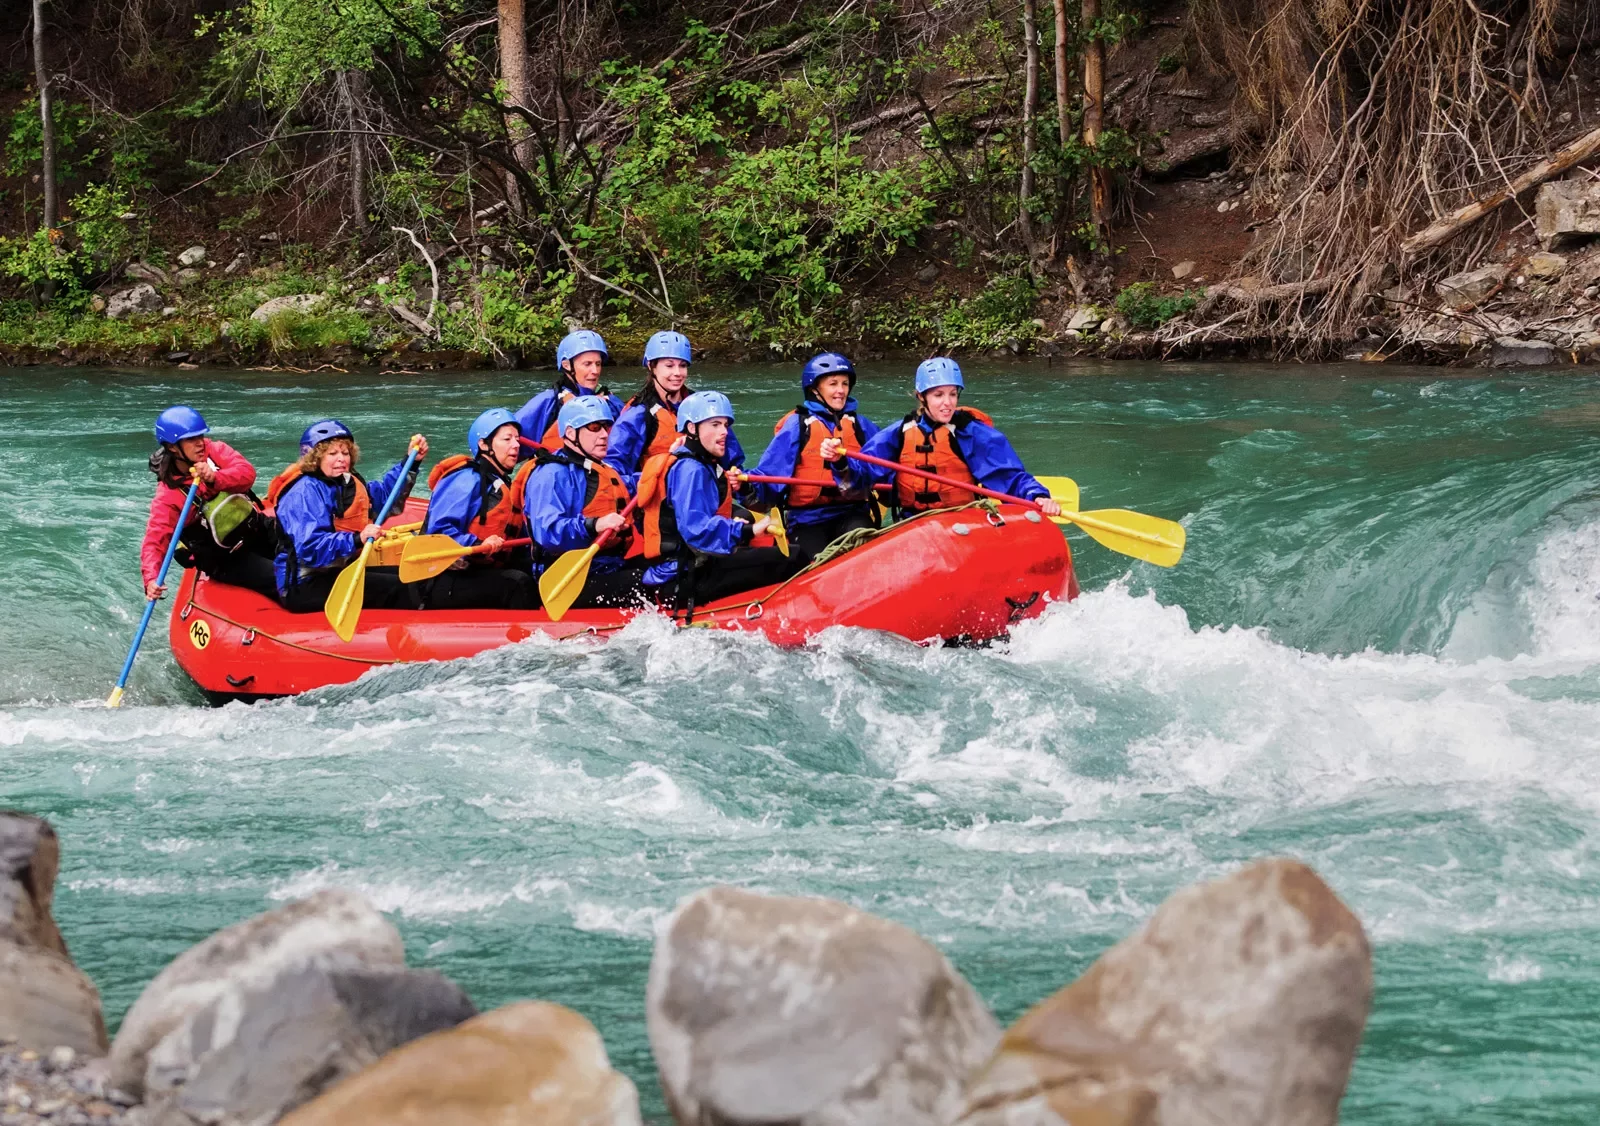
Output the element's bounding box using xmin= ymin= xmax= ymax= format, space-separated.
xmin=1487 ymin=954 xmax=1544 ymax=984
xmin=570 ymin=900 xmax=666 ymax=937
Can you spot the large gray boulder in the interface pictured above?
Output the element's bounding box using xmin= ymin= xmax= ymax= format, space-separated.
xmin=105 ymin=283 xmax=163 ymax=320
xmin=1492 ymin=337 xmax=1558 ymax=367
xmin=143 ymin=964 xmax=477 ymax=1126
xmin=1435 ymin=264 xmax=1507 ymax=308
xmin=952 ymin=859 xmax=1372 ymax=1126
xmin=1536 ymin=180 xmax=1600 ymax=246
xmin=0 ymin=812 xmax=107 ymax=1057
xmin=250 ymin=294 xmax=328 ymax=322
xmin=648 ymin=886 xmax=999 ymax=1126
xmin=108 ymin=889 xmax=404 ymax=1097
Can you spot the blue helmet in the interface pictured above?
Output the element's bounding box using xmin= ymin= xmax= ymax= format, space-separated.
xmin=914 ymin=357 xmax=964 ymax=394
xmin=300 ymin=418 xmax=353 ymax=455
xmin=154 ymin=405 xmax=209 ymax=445
xmin=676 ymin=390 xmax=735 ymax=431
xmin=556 ymin=329 xmax=611 ymax=371
xmin=801 ymin=352 xmax=856 ymax=393
xmin=643 ymin=330 xmax=693 ymax=367
xmin=468 ymin=408 xmax=520 ymax=455
xmin=557 ymin=395 xmax=616 ymax=438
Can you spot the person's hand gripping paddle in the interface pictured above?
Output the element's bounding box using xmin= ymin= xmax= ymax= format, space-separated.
xmin=107 ymin=468 xmax=202 ymax=707
xmin=325 ymin=439 xmax=424 ymax=641
xmin=539 ymin=494 xmax=644 ymax=621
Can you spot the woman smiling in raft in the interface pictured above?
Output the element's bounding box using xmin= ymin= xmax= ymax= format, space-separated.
xmin=605 ymin=330 xmax=744 ymax=479
xmin=746 ymin=351 xmax=881 ymax=562
xmin=824 ymin=358 xmax=1061 ymax=518
xmin=515 ymin=329 xmax=626 ymax=455
xmin=417 ymin=408 xmax=538 ymax=610
xmin=266 ymin=419 xmax=429 ymax=613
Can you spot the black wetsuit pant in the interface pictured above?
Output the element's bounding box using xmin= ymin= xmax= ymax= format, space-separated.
xmin=790 ymin=506 xmax=878 ymax=564
xmin=422 ymin=566 xmax=537 ymax=610
xmin=672 ymin=547 xmax=805 ymax=607
xmin=278 ymin=566 xmax=418 ymax=614
xmin=180 ymin=524 xmax=281 ymax=600
xmin=563 ymin=558 xmax=650 ymax=609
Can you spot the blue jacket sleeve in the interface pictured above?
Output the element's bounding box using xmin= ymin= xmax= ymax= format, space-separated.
xmin=670 ymin=461 xmax=746 ymax=556
xmin=277 ymin=480 xmax=359 ymax=572
xmin=606 ymin=405 xmax=649 ymax=478
xmin=957 ymin=422 xmax=1048 ymax=501
xmin=422 ymin=470 xmax=483 ymax=547
xmin=747 ymin=416 xmax=803 ymax=508
xmin=526 ymin=463 xmax=596 ymax=556
xmin=366 ymin=459 xmax=417 ymax=522
xmin=515 ymin=391 xmax=557 ymax=453
xmin=841 ymin=423 xmax=902 ymax=490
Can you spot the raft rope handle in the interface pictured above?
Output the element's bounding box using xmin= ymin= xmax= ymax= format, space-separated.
xmin=181 ymin=596 xmax=397 ymax=666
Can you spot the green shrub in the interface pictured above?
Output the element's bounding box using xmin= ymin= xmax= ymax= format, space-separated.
xmin=1114 ymin=282 xmax=1198 ymax=329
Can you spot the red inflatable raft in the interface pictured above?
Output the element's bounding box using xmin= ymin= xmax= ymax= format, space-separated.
xmin=168 ymin=502 xmax=1076 ymax=701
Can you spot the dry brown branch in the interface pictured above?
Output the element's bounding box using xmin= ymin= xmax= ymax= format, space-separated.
xmin=1401 ymin=124 xmax=1600 ymax=254
xmin=391 ymin=226 xmax=440 ymax=336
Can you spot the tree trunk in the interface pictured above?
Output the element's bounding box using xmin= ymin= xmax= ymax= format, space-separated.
xmin=337 ymin=70 xmax=369 ymax=234
xmin=1019 ymin=0 xmax=1040 ymax=249
xmin=33 ymin=0 xmax=57 ymax=232
xmin=498 ymin=0 xmax=532 ymax=169
xmin=1081 ymin=0 xmax=1110 ymax=251
xmin=1051 ymin=0 xmax=1070 ymax=247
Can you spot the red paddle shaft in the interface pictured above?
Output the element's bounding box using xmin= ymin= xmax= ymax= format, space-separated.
xmin=741 ymin=473 xmax=891 ymax=492
xmin=469 ymin=536 xmax=531 ymax=555
xmin=845 ymin=450 xmax=1044 ymax=511
xmin=593 ymin=493 xmax=643 ymax=552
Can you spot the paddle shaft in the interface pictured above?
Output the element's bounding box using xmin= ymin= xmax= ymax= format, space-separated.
xmin=409 ymin=536 xmax=532 ymax=565
xmin=109 ymin=475 xmax=202 ymax=706
xmin=845 ymin=451 xmax=1176 ymax=549
xmin=541 ymin=493 xmax=642 ymax=608
xmin=741 ymin=473 xmax=890 ymax=492
xmin=327 ymin=446 xmax=422 ymax=626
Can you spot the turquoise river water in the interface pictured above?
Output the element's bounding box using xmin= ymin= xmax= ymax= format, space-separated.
xmin=3 ymin=362 xmax=1599 ymax=1121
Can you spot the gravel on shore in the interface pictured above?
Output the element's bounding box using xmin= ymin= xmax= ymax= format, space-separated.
xmin=0 ymin=1042 xmax=139 ymax=1126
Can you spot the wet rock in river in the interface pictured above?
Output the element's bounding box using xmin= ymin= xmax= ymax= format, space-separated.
xmin=953 ymin=858 xmax=1371 ymax=1126
xmin=281 ymin=1000 xmax=640 ymax=1126
xmin=0 ymin=812 xmax=107 ymax=1058
xmin=108 ymin=889 xmax=403 ymax=1098
xmin=648 ymin=885 xmax=999 ymax=1126
xmin=142 ymin=964 xmax=476 ymax=1126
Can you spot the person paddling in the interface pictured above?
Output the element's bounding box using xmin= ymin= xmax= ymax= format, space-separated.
xmin=417 ymin=409 xmax=537 ymax=610
xmin=606 ymin=330 xmax=744 ymax=478
xmin=515 ymin=330 xmax=626 ymax=455
xmin=525 ymin=397 xmax=645 ymax=608
xmin=828 ymin=358 xmax=1061 ymax=519
xmin=142 ymin=405 xmax=277 ymax=600
xmin=638 ymin=391 xmax=800 ymax=608
xmin=267 ymin=420 xmax=429 ymax=613
xmin=748 ymin=352 xmax=881 ymax=561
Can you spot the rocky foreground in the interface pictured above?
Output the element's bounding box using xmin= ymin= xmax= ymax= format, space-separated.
xmin=1 ymin=809 xmax=1374 ymax=1126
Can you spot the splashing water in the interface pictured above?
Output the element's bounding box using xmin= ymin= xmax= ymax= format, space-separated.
xmin=3 ymin=364 xmax=1599 ymax=1122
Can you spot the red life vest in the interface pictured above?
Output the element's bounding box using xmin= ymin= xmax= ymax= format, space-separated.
xmin=425 ymin=454 xmax=536 ymax=542
xmin=636 ymin=449 xmax=731 ymax=560
xmin=893 ymin=407 xmax=996 ymax=512
xmin=264 ymin=465 xmax=371 ymax=530
xmin=775 ymin=407 xmax=865 ymax=508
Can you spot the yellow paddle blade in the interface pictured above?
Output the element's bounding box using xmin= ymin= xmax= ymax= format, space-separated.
xmin=1036 ymin=475 xmax=1080 ymax=513
xmin=105 ymin=686 xmax=125 ymax=709
xmin=382 ymin=521 xmax=422 ymax=538
xmin=399 ymin=534 xmax=475 ymax=583
xmin=1061 ymin=507 xmax=1186 ymax=568
xmin=539 ymin=544 xmax=600 ymax=622
xmin=325 ymin=541 xmax=376 ymax=642
xmin=764 ymin=508 xmax=789 ymax=557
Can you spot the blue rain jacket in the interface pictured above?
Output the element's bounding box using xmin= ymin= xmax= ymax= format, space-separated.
xmin=523 ymin=453 xmax=633 ymax=576
xmin=642 ymin=449 xmax=750 ymax=586
xmin=850 ymin=412 xmax=1050 ymax=504
xmin=606 ymin=398 xmax=746 ymax=477
xmin=515 ymin=380 xmax=626 ymax=458
xmin=273 ymin=460 xmax=415 ymax=595
xmin=747 ymin=398 xmax=881 ymax=525
xmin=422 ymin=459 xmax=513 ymax=547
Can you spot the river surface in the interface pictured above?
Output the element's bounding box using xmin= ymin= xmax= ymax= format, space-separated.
xmin=3 ymin=361 xmax=1599 ymax=1121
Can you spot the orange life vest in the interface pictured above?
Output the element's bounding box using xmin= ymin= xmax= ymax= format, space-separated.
xmin=775 ymin=407 xmax=866 ymax=508
xmin=636 ymin=448 xmax=732 ymax=560
xmin=264 ymin=465 xmax=371 ymax=531
xmin=425 ymin=454 xmax=536 ymax=543
xmin=538 ymin=388 xmax=579 ymax=452
xmin=893 ymin=407 xmax=996 ymax=512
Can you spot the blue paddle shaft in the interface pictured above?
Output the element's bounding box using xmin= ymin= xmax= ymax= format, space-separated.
xmin=112 ymin=478 xmax=202 ymax=695
xmin=371 ymin=446 xmax=421 ymax=527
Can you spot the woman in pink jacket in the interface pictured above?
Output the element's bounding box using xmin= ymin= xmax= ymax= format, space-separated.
xmin=142 ymin=405 xmax=277 ymax=600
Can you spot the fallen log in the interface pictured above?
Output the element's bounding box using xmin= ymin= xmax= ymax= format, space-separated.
xmin=1141 ymin=125 xmax=1230 ymax=176
xmin=1194 ymin=275 xmax=1334 ymax=318
xmin=1401 ymin=124 xmax=1600 ymax=256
